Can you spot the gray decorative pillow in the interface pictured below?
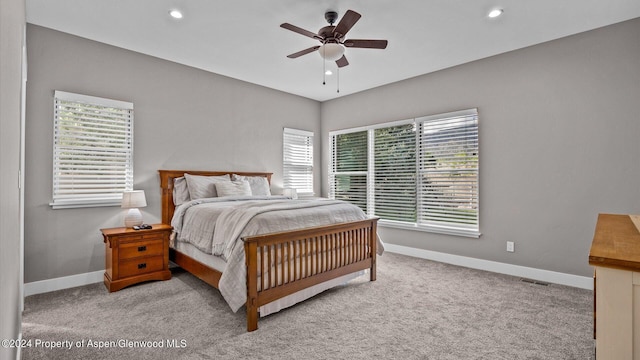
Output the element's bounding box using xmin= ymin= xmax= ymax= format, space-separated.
xmin=173 ymin=176 xmax=190 ymax=205
xmin=184 ymin=173 xmax=231 ymax=199
xmin=215 ymin=180 xmax=252 ymax=197
xmin=232 ymin=175 xmax=271 ymax=196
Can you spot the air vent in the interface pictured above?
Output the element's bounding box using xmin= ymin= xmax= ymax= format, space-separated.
xmin=520 ymin=278 xmax=550 ymax=286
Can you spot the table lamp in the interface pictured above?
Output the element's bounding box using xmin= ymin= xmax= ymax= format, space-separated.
xmin=121 ymin=190 xmax=147 ymax=228
xmin=283 ymin=188 xmax=298 ymax=199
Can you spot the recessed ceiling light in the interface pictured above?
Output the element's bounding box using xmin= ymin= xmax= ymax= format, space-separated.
xmin=169 ymin=9 xmax=183 ymax=19
xmin=325 ymin=70 xmax=333 ymax=76
xmin=488 ymin=9 xmax=503 ymax=18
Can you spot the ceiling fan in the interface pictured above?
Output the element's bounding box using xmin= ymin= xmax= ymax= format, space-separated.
xmin=280 ymin=10 xmax=388 ymax=68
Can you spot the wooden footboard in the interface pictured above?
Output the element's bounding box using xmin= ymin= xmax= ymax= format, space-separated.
xmin=243 ymin=217 xmax=378 ymax=331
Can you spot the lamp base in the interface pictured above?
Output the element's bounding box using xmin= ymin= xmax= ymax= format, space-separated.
xmin=124 ymin=208 xmax=143 ymax=228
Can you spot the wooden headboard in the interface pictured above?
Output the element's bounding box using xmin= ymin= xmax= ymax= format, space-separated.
xmin=158 ymin=170 xmax=273 ymax=225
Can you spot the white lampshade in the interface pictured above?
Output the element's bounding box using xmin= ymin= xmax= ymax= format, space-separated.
xmin=283 ymin=188 xmax=298 ymax=200
xmin=318 ymin=43 xmax=345 ymax=61
xmin=121 ymin=190 xmax=147 ymax=208
xmin=122 ymin=190 xmax=147 ymax=228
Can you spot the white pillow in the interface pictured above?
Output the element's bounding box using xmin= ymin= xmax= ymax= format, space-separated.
xmin=184 ymin=173 xmax=231 ymax=199
xmin=232 ymin=175 xmax=271 ymax=196
xmin=215 ymin=180 xmax=252 ymax=197
xmin=172 ymin=176 xmax=190 ymax=205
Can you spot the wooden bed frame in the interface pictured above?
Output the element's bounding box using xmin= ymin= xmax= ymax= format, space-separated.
xmin=158 ymin=170 xmax=378 ymax=331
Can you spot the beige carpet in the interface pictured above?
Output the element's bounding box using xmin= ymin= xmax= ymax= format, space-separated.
xmin=22 ymin=252 xmax=594 ymax=359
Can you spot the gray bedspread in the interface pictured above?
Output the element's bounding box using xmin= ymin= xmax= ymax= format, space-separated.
xmin=171 ymin=196 xmax=380 ymax=312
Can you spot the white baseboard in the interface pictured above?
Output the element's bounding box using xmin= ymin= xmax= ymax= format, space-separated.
xmin=24 ymin=270 xmax=104 ymax=297
xmin=384 ymin=244 xmax=593 ymax=290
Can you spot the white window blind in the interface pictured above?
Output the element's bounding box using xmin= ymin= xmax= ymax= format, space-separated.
xmin=283 ymin=128 xmax=314 ymax=196
xmin=329 ymin=109 xmax=479 ymax=238
xmin=51 ymin=91 xmax=134 ymax=209
xmin=374 ymin=122 xmax=417 ymax=222
xmin=418 ymin=110 xmax=479 ymax=231
xmin=329 ymin=130 xmax=368 ymax=212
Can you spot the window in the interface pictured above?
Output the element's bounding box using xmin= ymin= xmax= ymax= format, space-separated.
xmin=374 ymin=122 xmax=417 ymax=222
xmin=283 ymin=128 xmax=314 ymax=196
xmin=329 ymin=130 xmax=368 ymax=210
xmin=51 ymin=91 xmax=134 ymax=209
xmin=329 ymin=109 xmax=479 ymax=237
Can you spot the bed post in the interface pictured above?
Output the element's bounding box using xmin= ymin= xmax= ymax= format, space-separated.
xmin=370 ymin=219 xmax=377 ymax=282
xmin=158 ymin=170 xmax=176 ymax=225
xmin=245 ymin=241 xmax=259 ymax=332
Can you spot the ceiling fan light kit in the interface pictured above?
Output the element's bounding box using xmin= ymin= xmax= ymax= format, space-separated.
xmin=280 ymin=9 xmax=388 ymax=92
xmin=319 ymin=43 xmax=345 ymax=61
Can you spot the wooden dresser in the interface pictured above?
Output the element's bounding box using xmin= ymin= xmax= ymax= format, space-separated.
xmin=101 ymin=224 xmax=172 ymax=292
xmin=589 ymin=214 xmax=640 ymax=360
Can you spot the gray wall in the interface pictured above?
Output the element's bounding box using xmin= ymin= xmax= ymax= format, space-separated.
xmin=321 ymin=17 xmax=640 ymax=277
xmin=25 ymin=25 xmax=320 ymax=283
xmin=1 ymin=0 xmax=25 ymax=358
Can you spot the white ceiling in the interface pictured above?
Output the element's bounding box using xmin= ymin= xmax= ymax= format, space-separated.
xmin=26 ymin=0 xmax=640 ymax=102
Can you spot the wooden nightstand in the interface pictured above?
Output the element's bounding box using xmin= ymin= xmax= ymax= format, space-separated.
xmin=101 ymin=224 xmax=172 ymax=292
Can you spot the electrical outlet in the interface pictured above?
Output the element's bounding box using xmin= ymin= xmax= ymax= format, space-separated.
xmin=506 ymin=241 xmax=515 ymax=253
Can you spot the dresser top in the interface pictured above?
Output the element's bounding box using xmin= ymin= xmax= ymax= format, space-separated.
xmin=589 ymin=214 xmax=640 ymax=271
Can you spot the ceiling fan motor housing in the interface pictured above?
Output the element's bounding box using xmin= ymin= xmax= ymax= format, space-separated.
xmin=319 ymin=26 xmax=340 ymax=43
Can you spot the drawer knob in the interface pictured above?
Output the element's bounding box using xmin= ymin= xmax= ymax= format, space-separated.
xmin=137 ymin=245 xmax=147 ymax=252
xmin=138 ymin=263 xmax=147 ymax=269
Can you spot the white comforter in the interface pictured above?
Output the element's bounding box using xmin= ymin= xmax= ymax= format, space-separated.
xmin=171 ymin=196 xmax=381 ymax=312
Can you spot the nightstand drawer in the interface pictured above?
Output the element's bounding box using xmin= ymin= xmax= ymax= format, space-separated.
xmin=119 ymin=240 xmax=164 ymax=260
xmin=119 ymin=256 xmax=164 ymax=278
xmin=116 ymin=233 xmax=165 ymax=243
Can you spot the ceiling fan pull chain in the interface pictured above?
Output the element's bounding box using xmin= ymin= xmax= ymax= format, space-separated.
xmin=322 ymin=47 xmax=326 ymax=85
xmin=337 ymin=67 xmax=340 ymax=93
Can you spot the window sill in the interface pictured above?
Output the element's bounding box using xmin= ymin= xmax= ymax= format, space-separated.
xmin=378 ymin=219 xmax=481 ymax=238
xmin=50 ymin=200 xmax=122 ymax=210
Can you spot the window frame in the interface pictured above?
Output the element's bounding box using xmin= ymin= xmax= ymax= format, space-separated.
xmin=282 ymin=127 xmax=314 ymax=197
xmin=329 ymin=109 xmax=480 ymax=238
xmin=50 ymin=91 xmax=134 ymax=209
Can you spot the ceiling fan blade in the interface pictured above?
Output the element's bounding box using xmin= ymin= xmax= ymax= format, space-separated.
xmin=343 ymin=39 xmax=388 ymax=49
xmin=336 ymin=55 xmax=349 ymax=68
xmin=333 ymin=10 xmax=361 ymax=37
xmin=280 ymin=23 xmax=322 ymax=40
xmin=286 ymin=46 xmax=321 ymax=59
